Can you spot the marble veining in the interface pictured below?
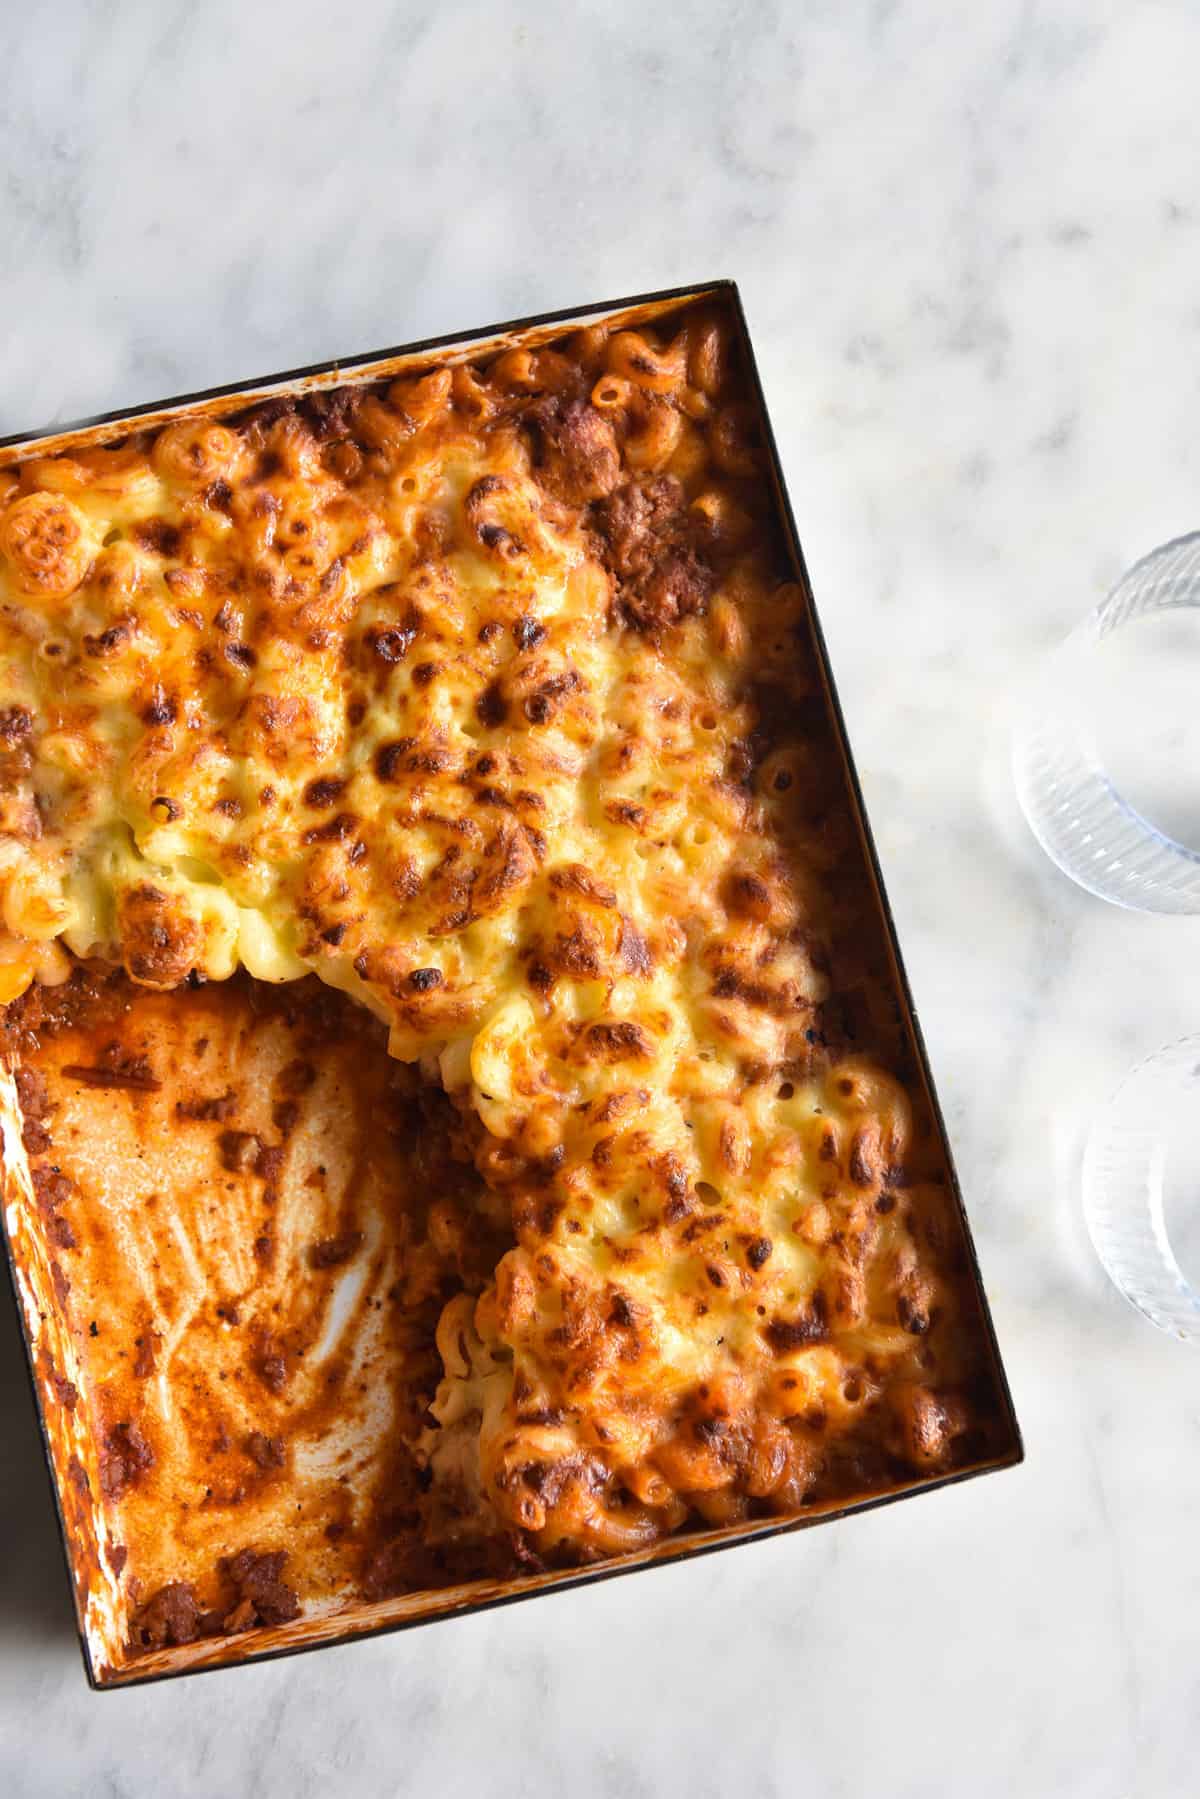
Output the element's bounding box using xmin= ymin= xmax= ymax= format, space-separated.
xmin=3 ymin=2 xmax=1200 ymax=1794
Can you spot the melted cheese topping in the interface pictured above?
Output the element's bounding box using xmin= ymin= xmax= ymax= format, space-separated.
xmin=0 ymin=306 xmax=1000 ymax=1561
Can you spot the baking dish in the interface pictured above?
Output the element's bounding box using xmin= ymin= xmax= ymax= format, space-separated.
xmin=0 ymin=282 xmax=1023 ymax=1687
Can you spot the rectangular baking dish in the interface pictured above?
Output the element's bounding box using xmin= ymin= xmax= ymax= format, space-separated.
xmin=0 ymin=281 xmax=1023 ymax=1688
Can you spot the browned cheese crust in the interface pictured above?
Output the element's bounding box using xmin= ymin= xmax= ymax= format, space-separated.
xmin=0 ymin=302 xmax=1002 ymax=1589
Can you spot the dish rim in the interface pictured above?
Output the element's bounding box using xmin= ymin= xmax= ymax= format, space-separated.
xmin=0 ymin=278 xmax=1024 ymax=1690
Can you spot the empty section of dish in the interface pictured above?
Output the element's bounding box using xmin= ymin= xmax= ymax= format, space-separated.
xmin=3 ymin=969 xmax=513 ymax=1675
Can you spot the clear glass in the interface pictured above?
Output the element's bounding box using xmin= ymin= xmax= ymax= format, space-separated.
xmin=1012 ymin=532 xmax=1200 ymax=912
xmin=1083 ymin=1036 xmax=1200 ymax=1342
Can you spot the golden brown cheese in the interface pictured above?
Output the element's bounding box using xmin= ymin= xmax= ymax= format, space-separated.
xmin=0 ymin=303 xmax=1000 ymax=1567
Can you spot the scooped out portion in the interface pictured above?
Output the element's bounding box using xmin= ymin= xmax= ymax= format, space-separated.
xmin=8 ymin=967 xmax=516 ymax=1654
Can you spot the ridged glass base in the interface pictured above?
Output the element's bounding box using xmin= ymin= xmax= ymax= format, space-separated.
xmin=1083 ymin=1037 xmax=1200 ymax=1342
xmin=1012 ymin=532 xmax=1200 ymax=914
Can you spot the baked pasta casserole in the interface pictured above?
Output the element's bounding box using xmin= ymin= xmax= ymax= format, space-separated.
xmin=0 ymin=297 xmax=1007 ymax=1653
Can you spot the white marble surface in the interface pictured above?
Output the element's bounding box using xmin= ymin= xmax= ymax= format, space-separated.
xmin=3 ymin=2 xmax=1200 ymax=1793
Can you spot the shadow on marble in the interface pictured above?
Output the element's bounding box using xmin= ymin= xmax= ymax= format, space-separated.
xmin=0 ymin=1282 xmax=80 ymax=1649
